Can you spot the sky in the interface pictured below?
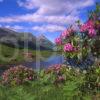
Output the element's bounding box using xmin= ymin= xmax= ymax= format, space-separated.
xmin=0 ymin=0 xmax=100 ymax=42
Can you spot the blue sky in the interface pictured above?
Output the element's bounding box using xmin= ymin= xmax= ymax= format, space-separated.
xmin=0 ymin=0 xmax=100 ymax=42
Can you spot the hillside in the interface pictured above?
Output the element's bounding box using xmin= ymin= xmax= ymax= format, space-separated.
xmin=0 ymin=27 xmax=54 ymax=50
xmin=0 ymin=27 xmax=55 ymax=65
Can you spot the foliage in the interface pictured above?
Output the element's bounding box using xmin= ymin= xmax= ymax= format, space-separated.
xmin=1 ymin=65 xmax=37 ymax=86
xmin=0 ymin=2 xmax=100 ymax=100
xmin=80 ymin=66 xmax=100 ymax=95
xmin=0 ymin=64 xmax=100 ymax=100
xmin=0 ymin=44 xmax=54 ymax=65
xmin=55 ymin=3 xmax=100 ymax=60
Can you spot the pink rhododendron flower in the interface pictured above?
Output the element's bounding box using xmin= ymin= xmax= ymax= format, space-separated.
xmin=61 ymin=30 xmax=70 ymax=38
xmin=46 ymin=64 xmax=62 ymax=74
xmin=80 ymin=24 xmax=88 ymax=32
xmin=80 ymin=20 xmax=94 ymax=32
xmin=88 ymin=29 xmax=96 ymax=37
xmin=80 ymin=20 xmax=96 ymax=37
xmin=55 ymin=37 xmax=62 ymax=45
xmin=64 ymin=43 xmax=74 ymax=52
xmin=86 ymin=20 xmax=94 ymax=29
xmin=61 ymin=28 xmax=74 ymax=38
xmin=1 ymin=65 xmax=36 ymax=85
xmin=29 ymin=77 xmax=33 ymax=80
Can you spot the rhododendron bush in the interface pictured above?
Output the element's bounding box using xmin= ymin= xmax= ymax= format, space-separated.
xmin=1 ymin=65 xmax=37 ymax=86
xmin=55 ymin=5 xmax=100 ymax=62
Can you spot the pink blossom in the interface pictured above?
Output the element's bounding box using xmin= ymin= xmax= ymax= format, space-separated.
xmin=88 ymin=29 xmax=96 ymax=37
xmin=80 ymin=20 xmax=94 ymax=32
xmin=64 ymin=43 xmax=74 ymax=52
xmin=61 ymin=30 xmax=70 ymax=38
xmin=86 ymin=20 xmax=94 ymax=29
xmin=80 ymin=20 xmax=96 ymax=37
xmin=80 ymin=24 xmax=88 ymax=32
xmin=61 ymin=28 xmax=74 ymax=38
xmin=1 ymin=65 xmax=36 ymax=85
xmin=29 ymin=77 xmax=33 ymax=80
xmin=46 ymin=64 xmax=62 ymax=74
xmin=55 ymin=37 xmax=62 ymax=45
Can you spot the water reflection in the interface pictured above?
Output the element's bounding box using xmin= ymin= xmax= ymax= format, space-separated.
xmin=22 ymin=54 xmax=64 ymax=69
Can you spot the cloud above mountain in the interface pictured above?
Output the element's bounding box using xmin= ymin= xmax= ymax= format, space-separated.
xmin=32 ymin=25 xmax=66 ymax=32
xmin=0 ymin=0 xmax=95 ymax=25
xmin=0 ymin=0 xmax=97 ymax=42
xmin=17 ymin=0 xmax=94 ymax=15
xmin=0 ymin=14 xmax=79 ymax=26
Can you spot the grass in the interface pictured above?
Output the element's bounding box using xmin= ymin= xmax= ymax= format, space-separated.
xmin=0 ymin=44 xmax=55 ymax=65
xmin=0 ymin=75 xmax=99 ymax=100
xmin=0 ymin=81 xmax=82 ymax=100
xmin=0 ymin=44 xmax=99 ymax=100
xmin=0 ymin=65 xmax=99 ymax=100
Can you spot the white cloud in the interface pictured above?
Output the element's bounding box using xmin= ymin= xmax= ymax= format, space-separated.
xmin=0 ymin=0 xmax=93 ymax=25
xmin=1 ymin=24 xmax=66 ymax=33
xmin=17 ymin=0 xmax=95 ymax=15
xmin=12 ymin=25 xmax=25 ymax=30
xmin=0 ymin=13 xmax=79 ymax=25
xmin=32 ymin=25 xmax=66 ymax=32
xmin=0 ymin=0 xmax=95 ymax=34
xmin=4 ymin=25 xmax=24 ymax=31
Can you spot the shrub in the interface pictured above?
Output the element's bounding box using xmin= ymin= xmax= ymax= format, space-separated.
xmin=39 ymin=64 xmax=83 ymax=86
xmin=1 ymin=65 xmax=37 ymax=86
xmin=80 ymin=66 xmax=100 ymax=95
xmin=55 ymin=3 xmax=100 ymax=61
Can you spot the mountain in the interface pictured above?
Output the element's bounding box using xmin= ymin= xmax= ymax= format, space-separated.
xmin=37 ymin=34 xmax=54 ymax=50
xmin=0 ymin=27 xmax=54 ymax=50
xmin=0 ymin=27 xmax=36 ymax=49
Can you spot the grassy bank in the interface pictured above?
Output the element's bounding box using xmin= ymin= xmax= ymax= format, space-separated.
xmin=0 ymin=44 xmax=54 ymax=65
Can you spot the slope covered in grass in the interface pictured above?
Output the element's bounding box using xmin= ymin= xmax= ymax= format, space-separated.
xmin=0 ymin=44 xmax=55 ymax=65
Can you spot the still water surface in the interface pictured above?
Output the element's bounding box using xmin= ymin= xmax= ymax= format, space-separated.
xmin=22 ymin=54 xmax=64 ymax=69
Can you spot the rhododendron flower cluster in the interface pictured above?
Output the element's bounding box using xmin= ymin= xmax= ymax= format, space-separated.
xmin=2 ymin=65 xmax=37 ymax=85
xmin=88 ymin=28 xmax=96 ymax=37
xmin=61 ymin=27 xmax=74 ymax=38
xmin=64 ymin=43 xmax=74 ymax=52
xmin=61 ymin=30 xmax=70 ymax=38
xmin=80 ymin=20 xmax=94 ymax=32
xmin=54 ymin=7 xmax=99 ymax=61
xmin=55 ymin=37 xmax=62 ymax=45
xmin=46 ymin=64 xmax=62 ymax=74
xmin=80 ymin=20 xmax=96 ymax=37
xmin=45 ymin=64 xmax=66 ymax=83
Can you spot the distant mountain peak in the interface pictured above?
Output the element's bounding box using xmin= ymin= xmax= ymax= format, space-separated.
xmin=37 ymin=34 xmax=54 ymax=50
xmin=38 ymin=34 xmax=47 ymax=40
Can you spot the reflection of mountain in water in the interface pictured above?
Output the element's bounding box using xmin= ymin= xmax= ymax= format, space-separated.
xmin=22 ymin=55 xmax=64 ymax=69
xmin=0 ymin=27 xmax=54 ymax=50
